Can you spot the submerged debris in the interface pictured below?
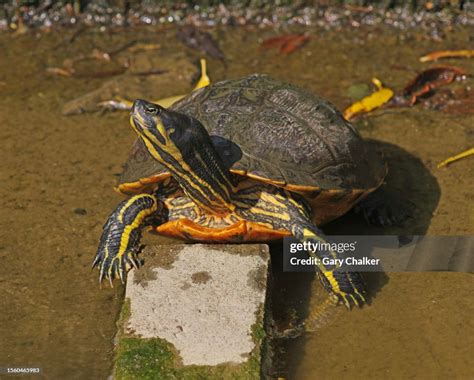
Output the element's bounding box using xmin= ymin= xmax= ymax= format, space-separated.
xmin=391 ymin=66 xmax=466 ymax=106
xmin=344 ymin=78 xmax=394 ymax=120
xmin=422 ymin=87 xmax=474 ymax=115
xmin=97 ymin=58 xmax=210 ymax=112
xmin=45 ymin=40 xmax=164 ymax=79
xmin=177 ymin=25 xmax=225 ymax=62
xmin=420 ymin=49 xmax=474 ymax=62
xmin=46 ymin=67 xmax=74 ymax=77
xmin=438 ymin=148 xmax=474 ymax=168
xmin=261 ymin=34 xmax=310 ymax=54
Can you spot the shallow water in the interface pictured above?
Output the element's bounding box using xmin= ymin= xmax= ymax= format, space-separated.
xmin=0 ymin=23 xmax=473 ymax=379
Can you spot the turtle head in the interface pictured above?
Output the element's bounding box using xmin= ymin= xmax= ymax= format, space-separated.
xmin=130 ymin=99 xmax=215 ymax=163
xmin=131 ymin=99 xmax=194 ymax=151
xmin=130 ymin=99 xmax=236 ymax=212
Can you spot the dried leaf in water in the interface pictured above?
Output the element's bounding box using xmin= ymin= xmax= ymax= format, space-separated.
xmin=127 ymin=43 xmax=160 ymax=53
xmin=420 ymin=50 xmax=474 ymax=62
xmin=46 ymin=67 xmax=74 ymax=77
xmin=343 ymin=78 xmax=394 ymax=120
xmin=437 ymin=148 xmax=474 ymax=168
xmin=261 ymin=35 xmax=294 ymax=49
xmin=97 ymin=59 xmax=211 ymax=112
xmin=347 ymin=83 xmax=371 ymax=101
xmin=261 ymin=34 xmax=310 ymax=55
xmin=177 ymin=25 xmax=225 ymax=62
xmin=280 ymin=35 xmax=310 ymax=54
xmin=194 ymin=59 xmax=210 ymax=89
xmin=402 ymin=66 xmax=466 ymax=105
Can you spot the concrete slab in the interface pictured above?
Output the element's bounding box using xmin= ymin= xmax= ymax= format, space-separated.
xmin=114 ymin=244 xmax=270 ymax=379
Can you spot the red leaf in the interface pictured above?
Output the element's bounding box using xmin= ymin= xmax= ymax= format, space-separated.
xmin=261 ymin=34 xmax=310 ymax=54
xmin=403 ymin=66 xmax=466 ymax=105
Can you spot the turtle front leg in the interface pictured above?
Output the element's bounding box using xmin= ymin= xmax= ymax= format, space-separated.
xmin=92 ymin=194 xmax=161 ymax=285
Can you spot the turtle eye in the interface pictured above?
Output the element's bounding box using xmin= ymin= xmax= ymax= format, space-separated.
xmin=144 ymin=104 xmax=160 ymax=115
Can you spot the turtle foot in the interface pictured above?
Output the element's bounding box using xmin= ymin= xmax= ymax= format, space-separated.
xmin=356 ymin=187 xmax=414 ymax=227
xmin=92 ymin=217 xmax=142 ymax=286
xmin=92 ymin=194 xmax=159 ymax=285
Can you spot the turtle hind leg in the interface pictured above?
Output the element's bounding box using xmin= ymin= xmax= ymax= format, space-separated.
xmin=355 ymin=186 xmax=414 ymax=227
xmin=291 ymin=222 xmax=367 ymax=309
xmin=235 ymin=187 xmax=366 ymax=309
xmin=93 ymin=194 xmax=161 ymax=285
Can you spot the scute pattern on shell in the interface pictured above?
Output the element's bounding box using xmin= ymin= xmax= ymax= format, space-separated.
xmin=120 ymin=74 xmax=385 ymax=191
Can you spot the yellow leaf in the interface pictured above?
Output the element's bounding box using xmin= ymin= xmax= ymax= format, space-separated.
xmin=437 ymin=148 xmax=474 ymax=168
xmin=344 ymin=79 xmax=393 ymax=120
xmin=98 ymin=59 xmax=212 ymax=111
xmin=153 ymin=58 xmax=211 ymax=108
xmin=194 ymin=59 xmax=210 ymax=90
xmin=420 ymin=49 xmax=474 ymax=62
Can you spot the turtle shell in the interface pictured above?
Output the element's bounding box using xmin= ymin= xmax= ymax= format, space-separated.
xmin=118 ymin=74 xmax=386 ymax=224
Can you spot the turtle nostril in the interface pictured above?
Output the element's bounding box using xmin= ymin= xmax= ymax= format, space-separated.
xmin=132 ymin=99 xmax=145 ymax=113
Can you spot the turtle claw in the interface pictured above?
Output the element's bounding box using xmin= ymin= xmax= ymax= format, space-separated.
xmin=93 ymin=241 xmax=141 ymax=286
xmin=92 ymin=218 xmax=139 ymax=286
xmin=330 ymin=291 xmax=365 ymax=310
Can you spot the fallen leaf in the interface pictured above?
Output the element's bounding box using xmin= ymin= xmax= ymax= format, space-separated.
xmin=343 ymin=78 xmax=394 ymax=120
xmin=438 ymin=148 xmax=474 ymax=168
xmin=46 ymin=67 xmax=74 ymax=77
xmin=127 ymin=43 xmax=160 ymax=53
xmin=402 ymin=66 xmax=466 ymax=105
xmin=90 ymin=48 xmax=111 ymax=61
xmin=177 ymin=25 xmax=225 ymax=62
xmin=194 ymin=59 xmax=210 ymax=89
xmin=261 ymin=34 xmax=310 ymax=54
xmin=280 ymin=34 xmax=310 ymax=54
xmin=420 ymin=50 xmax=474 ymax=62
xmin=347 ymin=83 xmax=371 ymax=101
xmin=97 ymin=59 xmax=210 ymax=112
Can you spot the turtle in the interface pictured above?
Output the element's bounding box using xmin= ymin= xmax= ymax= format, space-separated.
xmin=93 ymin=74 xmax=397 ymax=308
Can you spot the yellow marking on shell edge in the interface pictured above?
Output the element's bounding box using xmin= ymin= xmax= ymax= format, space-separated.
xmin=245 ymin=172 xmax=286 ymax=186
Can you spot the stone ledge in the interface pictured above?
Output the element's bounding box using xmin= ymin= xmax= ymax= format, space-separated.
xmin=114 ymin=244 xmax=270 ymax=380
